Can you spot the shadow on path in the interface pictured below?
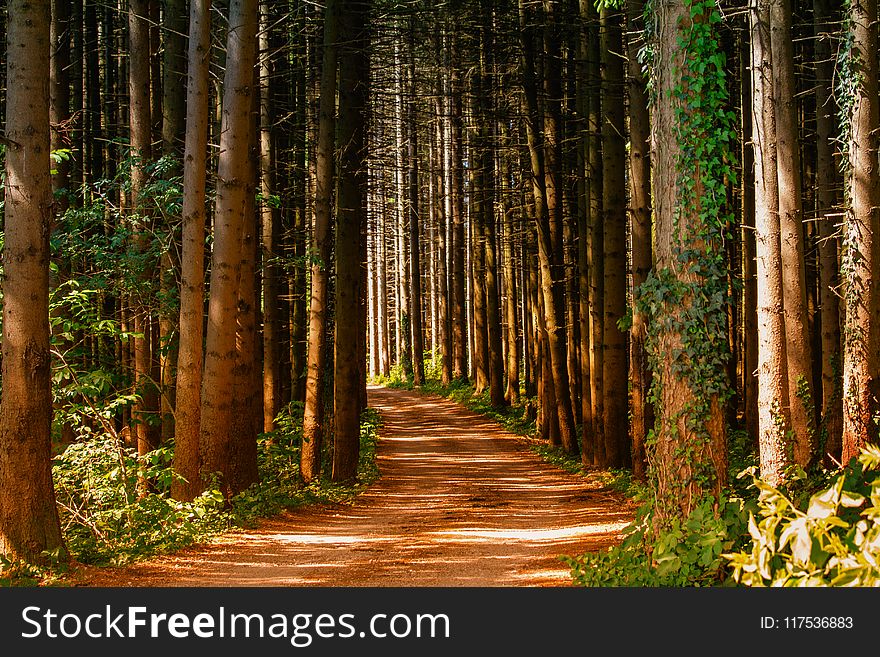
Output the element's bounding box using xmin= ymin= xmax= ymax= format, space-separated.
xmin=80 ymin=385 xmax=632 ymax=586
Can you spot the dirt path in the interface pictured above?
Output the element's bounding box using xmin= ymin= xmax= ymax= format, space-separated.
xmin=77 ymin=386 xmax=633 ymax=587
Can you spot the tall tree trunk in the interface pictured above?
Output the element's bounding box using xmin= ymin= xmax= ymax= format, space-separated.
xmin=199 ymin=0 xmax=258 ymax=496
xmin=332 ymin=0 xmax=371 ymax=483
xmin=129 ymin=0 xmax=160 ymax=477
xmin=450 ymin=30 xmax=468 ymax=382
xmin=0 ymin=0 xmax=67 ymax=564
xmin=740 ymin=28 xmax=759 ymax=446
xmin=301 ymin=0 xmax=339 ymax=483
xmin=841 ymin=0 xmax=880 ymax=463
xmin=259 ymin=1 xmax=282 ymax=432
xmin=377 ymin=185 xmax=391 ymax=376
xmin=600 ymin=6 xmax=629 ymax=468
xmin=752 ymin=0 xmax=791 ymax=485
xmin=575 ymin=0 xmax=593 ymax=463
xmin=813 ymin=0 xmax=841 ymax=463
xmin=50 ymin=0 xmax=71 ymax=212
xmin=648 ymin=0 xmax=729 ymax=524
xmin=771 ymin=0 xmax=816 ymax=466
xmin=434 ymin=56 xmax=452 ymax=386
xmin=159 ymin=0 xmax=188 ymax=444
xmin=407 ymin=32 xmax=425 ymax=386
xmin=627 ymin=0 xmax=652 ymax=481
xmin=172 ymin=0 xmax=211 ymax=501
xmin=291 ymin=44 xmax=308 ymax=403
xmin=586 ymin=2 xmax=605 ymax=466
xmin=521 ymin=0 xmax=577 ymax=455
xmin=501 ymin=129 xmax=520 ymax=404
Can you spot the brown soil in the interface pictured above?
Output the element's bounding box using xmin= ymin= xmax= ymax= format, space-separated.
xmin=73 ymin=385 xmax=633 ymax=587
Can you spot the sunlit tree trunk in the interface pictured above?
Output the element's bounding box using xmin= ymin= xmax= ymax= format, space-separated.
xmin=841 ymin=0 xmax=880 ymax=463
xmin=172 ymin=0 xmax=211 ymax=501
xmin=300 ymin=0 xmax=339 ymax=483
xmin=752 ymin=0 xmax=791 ymax=485
xmin=0 ymin=0 xmax=67 ymax=564
xmin=627 ymin=0 xmax=652 ymax=480
xmin=200 ymin=0 xmax=258 ymax=496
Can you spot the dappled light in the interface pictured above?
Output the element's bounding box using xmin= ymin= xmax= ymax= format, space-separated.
xmin=82 ymin=386 xmax=633 ymax=587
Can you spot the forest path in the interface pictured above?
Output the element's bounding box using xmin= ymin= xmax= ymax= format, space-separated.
xmin=78 ymin=386 xmax=632 ymax=587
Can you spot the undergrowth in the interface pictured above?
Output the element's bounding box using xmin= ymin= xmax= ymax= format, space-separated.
xmin=2 ymin=405 xmax=381 ymax=584
xmin=564 ymin=439 xmax=877 ymax=587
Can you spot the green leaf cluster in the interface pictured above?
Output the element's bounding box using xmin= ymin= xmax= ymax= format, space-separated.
xmin=565 ymin=495 xmax=753 ymax=586
xmin=725 ymin=445 xmax=880 ymax=586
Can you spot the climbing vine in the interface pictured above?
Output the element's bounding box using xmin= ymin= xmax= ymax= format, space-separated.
xmin=636 ymin=0 xmax=738 ymax=523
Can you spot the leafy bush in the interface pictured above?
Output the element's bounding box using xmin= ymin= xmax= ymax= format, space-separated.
xmin=53 ymin=438 xmax=229 ymax=566
xmin=49 ymin=402 xmax=383 ymax=568
xmin=230 ymin=404 xmax=382 ymax=524
xmin=565 ymin=495 xmax=753 ymax=587
xmin=724 ymin=444 xmax=880 ymax=587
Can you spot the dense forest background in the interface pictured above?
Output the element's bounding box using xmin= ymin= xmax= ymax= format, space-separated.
xmin=0 ymin=0 xmax=879 ymax=586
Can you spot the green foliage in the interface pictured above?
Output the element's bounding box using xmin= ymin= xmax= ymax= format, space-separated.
xmin=637 ymin=0 xmax=738 ymax=521
xmin=566 ymin=495 xmax=754 ymax=587
xmin=725 ymin=445 xmax=880 ymax=586
xmin=53 ymin=437 xmax=229 ymax=566
xmin=231 ymin=405 xmax=382 ymax=524
xmin=42 ymin=401 xmax=382 ymax=569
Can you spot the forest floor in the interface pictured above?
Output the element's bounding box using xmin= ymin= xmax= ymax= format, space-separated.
xmin=73 ymin=386 xmax=634 ymax=587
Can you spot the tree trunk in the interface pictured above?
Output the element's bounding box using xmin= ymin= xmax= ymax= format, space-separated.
xmin=172 ymin=0 xmax=211 ymax=501
xmin=450 ymin=30 xmax=468 ymax=382
xmin=740 ymin=30 xmax=759 ymax=446
xmin=586 ymin=2 xmax=605 ymax=466
xmin=520 ymin=0 xmax=577 ymax=455
xmin=407 ymin=33 xmax=425 ymax=386
xmin=0 ymin=0 xmax=67 ymax=564
xmin=332 ymin=0 xmax=371 ymax=483
xmin=199 ymin=0 xmax=258 ymax=496
xmin=813 ymin=0 xmax=842 ymax=464
xmin=601 ymin=6 xmax=629 ymax=468
xmin=752 ymin=0 xmax=792 ymax=485
xmin=648 ymin=0 xmax=729 ymax=524
xmin=301 ymin=0 xmax=340 ymax=483
xmin=434 ymin=56 xmax=453 ymax=386
xmin=129 ymin=0 xmax=160 ymax=483
xmin=841 ymin=0 xmax=880 ymax=463
xmin=627 ymin=0 xmax=652 ymax=480
xmin=259 ymin=1 xmax=282 ymax=432
xmin=771 ymin=0 xmax=816 ymax=466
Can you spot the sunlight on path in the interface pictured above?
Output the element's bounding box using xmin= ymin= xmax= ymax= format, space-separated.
xmin=84 ymin=385 xmax=632 ymax=587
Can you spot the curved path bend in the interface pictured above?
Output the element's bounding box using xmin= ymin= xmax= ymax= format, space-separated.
xmin=80 ymin=386 xmax=632 ymax=587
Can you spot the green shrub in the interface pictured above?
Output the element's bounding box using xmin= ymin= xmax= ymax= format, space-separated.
xmin=53 ymin=438 xmax=229 ymax=566
xmin=724 ymin=444 xmax=880 ymax=587
xmin=48 ymin=402 xmax=382 ymax=568
xmin=565 ymin=495 xmax=753 ymax=587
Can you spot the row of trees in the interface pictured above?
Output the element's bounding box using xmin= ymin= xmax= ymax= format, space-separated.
xmin=1 ymin=0 xmax=878 ymax=562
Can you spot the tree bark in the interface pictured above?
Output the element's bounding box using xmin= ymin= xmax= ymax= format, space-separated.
xmin=259 ymin=1 xmax=282 ymax=432
xmin=407 ymin=31 xmax=425 ymax=386
xmin=300 ymin=0 xmax=340 ymax=483
xmin=199 ymin=0 xmax=258 ymax=496
xmin=813 ymin=0 xmax=842 ymax=464
xmin=0 ymin=0 xmax=67 ymax=564
xmin=841 ymin=0 xmax=880 ymax=463
xmin=172 ymin=0 xmax=211 ymax=501
xmin=129 ymin=0 xmax=160 ymax=483
xmin=771 ymin=0 xmax=816 ymax=466
xmin=627 ymin=0 xmax=653 ymax=480
xmin=601 ymin=6 xmax=629 ymax=468
xmin=649 ymin=0 xmax=729 ymax=523
xmin=752 ymin=0 xmax=792 ymax=485
xmin=332 ymin=0 xmax=371 ymax=483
